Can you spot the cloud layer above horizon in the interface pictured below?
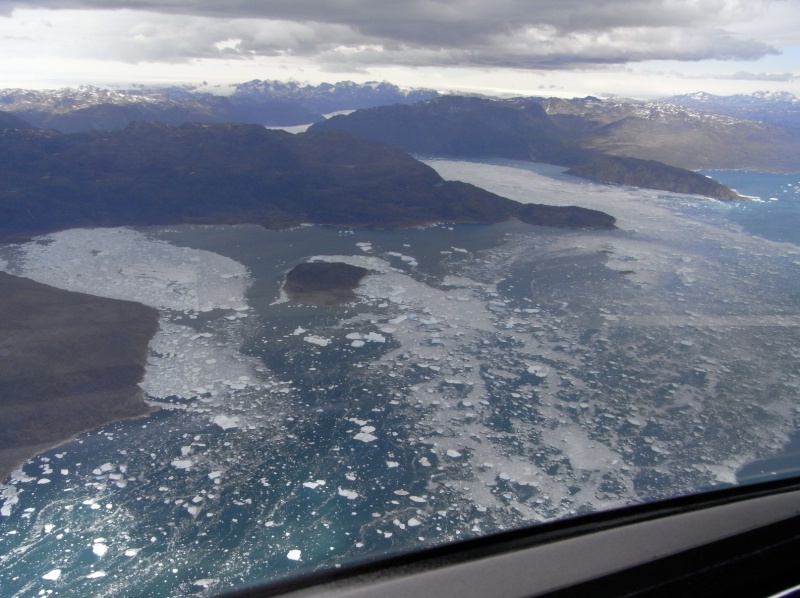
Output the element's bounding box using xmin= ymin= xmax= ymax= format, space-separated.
xmin=1 ymin=0 xmax=793 ymax=70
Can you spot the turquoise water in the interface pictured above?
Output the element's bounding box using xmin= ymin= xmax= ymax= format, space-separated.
xmin=699 ymin=170 xmax=800 ymax=246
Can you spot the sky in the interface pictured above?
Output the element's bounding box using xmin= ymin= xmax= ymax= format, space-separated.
xmin=1 ymin=0 xmax=799 ymax=99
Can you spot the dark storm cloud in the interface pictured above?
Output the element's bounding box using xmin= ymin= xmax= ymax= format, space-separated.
xmin=0 ymin=0 xmax=783 ymax=67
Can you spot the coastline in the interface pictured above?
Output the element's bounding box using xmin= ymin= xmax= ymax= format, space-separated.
xmin=0 ymin=272 xmax=159 ymax=482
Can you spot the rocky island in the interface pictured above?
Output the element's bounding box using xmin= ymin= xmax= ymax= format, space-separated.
xmin=284 ymin=262 xmax=369 ymax=305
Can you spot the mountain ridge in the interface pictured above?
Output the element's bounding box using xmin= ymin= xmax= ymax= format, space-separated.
xmin=310 ymin=96 xmax=743 ymax=200
xmin=0 ymin=121 xmax=616 ymax=240
xmin=539 ymin=95 xmax=800 ymax=173
xmin=0 ymin=80 xmax=440 ymax=133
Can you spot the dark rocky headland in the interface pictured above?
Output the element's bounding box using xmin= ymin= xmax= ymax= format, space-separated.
xmin=0 ymin=272 xmax=159 ymax=481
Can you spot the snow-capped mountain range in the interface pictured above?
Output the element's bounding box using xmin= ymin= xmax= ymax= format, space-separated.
xmin=535 ymin=94 xmax=800 ymax=172
xmin=660 ymin=91 xmax=800 ymax=129
xmin=0 ymin=80 xmax=439 ymax=132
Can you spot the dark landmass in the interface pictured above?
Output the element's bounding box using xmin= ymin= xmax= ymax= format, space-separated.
xmin=309 ymin=96 xmax=746 ymax=199
xmin=284 ymin=262 xmax=369 ymax=305
xmin=312 ymin=96 xmax=575 ymax=161
xmin=17 ymin=99 xmax=322 ymax=134
xmin=565 ymin=155 xmax=742 ymax=200
xmin=0 ymin=109 xmax=36 ymax=130
xmin=0 ymin=272 xmax=159 ymax=482
xmin=0 ymin=121 xmax=616 ymax=240
xmin=539 ymin=96 xmax=800 ymax=173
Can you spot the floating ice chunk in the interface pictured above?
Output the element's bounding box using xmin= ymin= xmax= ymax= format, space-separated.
xmin=291 ymin=327 xmax=307 ymax=335
xmin=124 ymin=548 xmax=140 ymax=557
xmin=287 ymin=549 xmax=302 ymax=561
xmin=446 ymin=450 xmax=462 ymax=458
xmin=419 ymin=457 xmax=432 ymax=467
xmin=388 ymin=315 xmax=407 ymax=324
xmin=354 ymin=432 xmax=377 ymax=442
xmin=351 ymin=340 xmax=366 ymax=348
xmin=92 ymin=543 xmax=109 ymax=557
xmin=208 ymin=471 xmax=223 ymax=480
xmin=338 ymin=488 xmax=359 ymax=500
xmin=386 ymin=461 xmax=399 ymax=468
xmin=42 ymin=569 xmax=62 ymax=581
xmin=444 ymin=379 xmax=466 ymax=385
xmin=37 ymin=478 xmax=51 ymax=484
xmin=304 ymin=335 xmax=330 ymax=347
xmin=409 ymin=496 xmax=427 ymax=503
xmin=86 ymin=571 xmax=107 ymax=579
xmin=680 ymin=340 xmax=695 ymax=347
xmin=526 ymin=365 xmax=548 ymax=378
xmin=171 ymin=459 xmax=193 ymax=470
xmin=303 ymin=481 xmax=320 ymax=489
xmin=192 ymin=578 xmax=217 ymax=588
xmin=187 ymin=505 xmax=201 ymax=517
xmin=452 ymin=248 xmax=469 ymax=253
xmin=44 ymin=524 xmax=55 ymax=534
xmin=394 ymin=490 xmax=409 ymax=496
xmin=212 ymin=414 xmax=239 ymax=430
xmin=364 ymin=332 xmax=386 ymax=343
xmin=346 ymin=332 xmax=363 ymax=340
xmin=408 ymin=518 xmax=421 ymax=527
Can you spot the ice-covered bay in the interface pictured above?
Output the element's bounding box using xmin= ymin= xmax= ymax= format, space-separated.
xmin=0 ymin=161 xmax=798 ymax=597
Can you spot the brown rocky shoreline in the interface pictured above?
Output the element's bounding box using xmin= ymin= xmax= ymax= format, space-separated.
xmin=0 ymin=272 xmax=159 ymax=482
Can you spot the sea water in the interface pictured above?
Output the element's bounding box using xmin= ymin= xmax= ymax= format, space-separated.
xmin=0 ymin=159 xmax=798 ymax=597
xmin=698 ymin=169 xmax=800 ymax=246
